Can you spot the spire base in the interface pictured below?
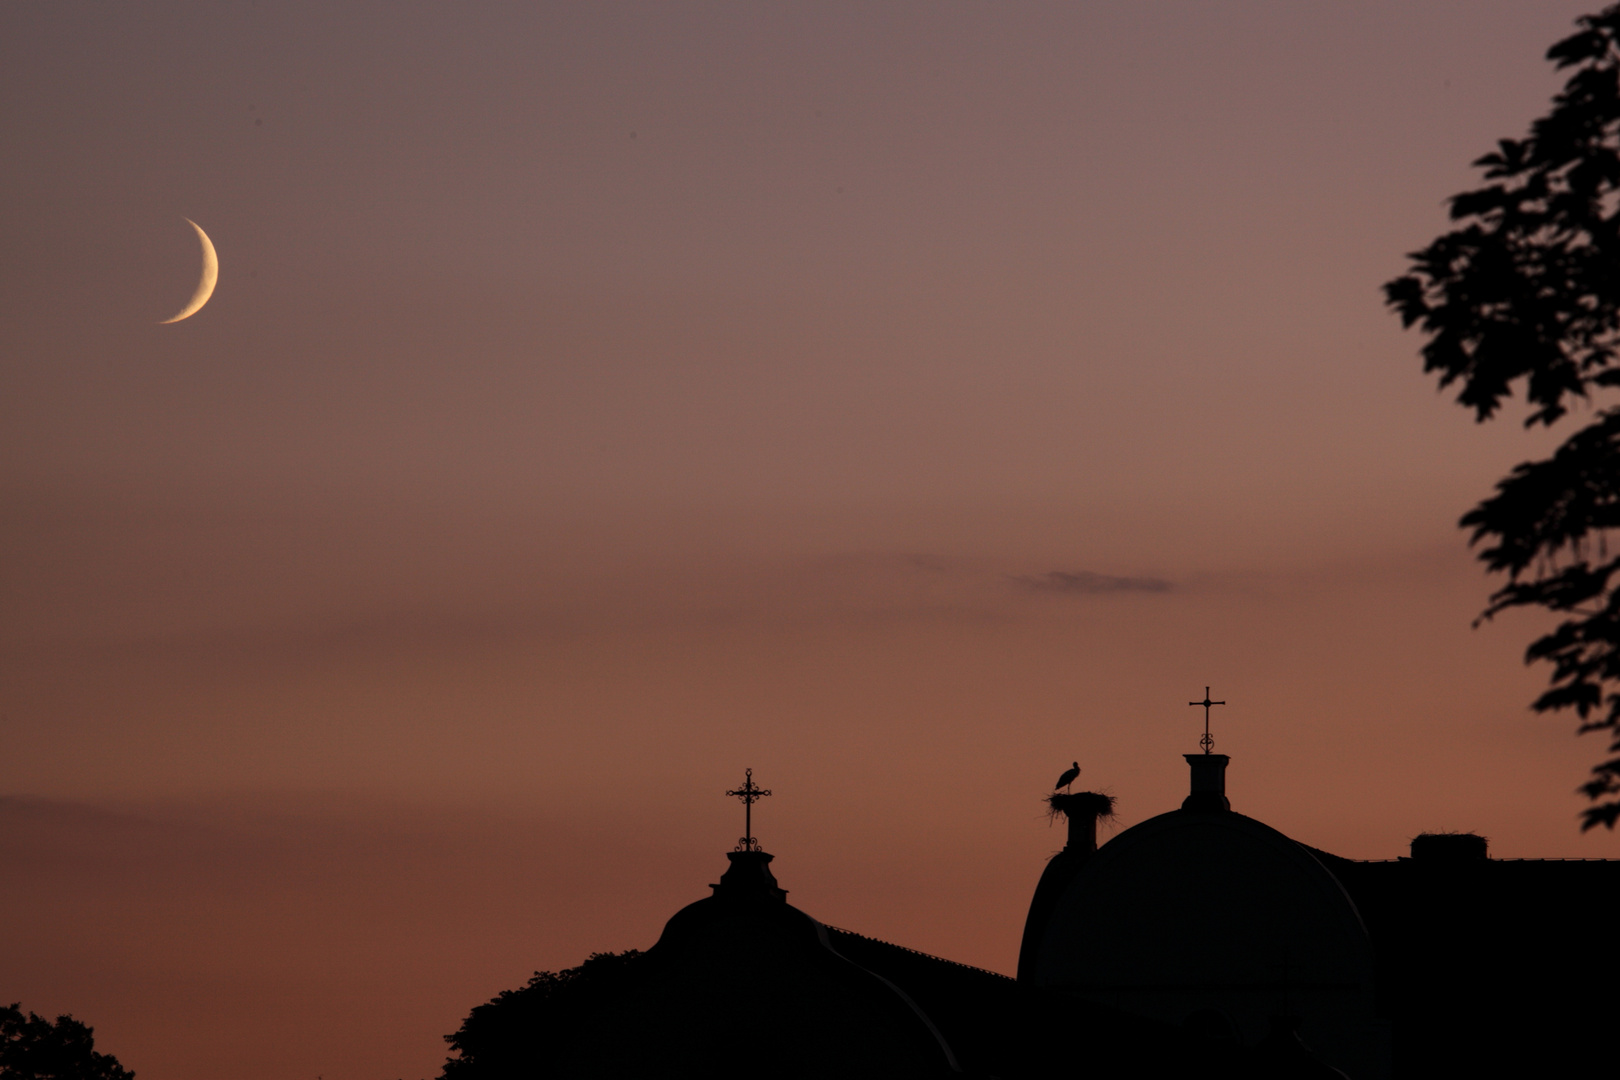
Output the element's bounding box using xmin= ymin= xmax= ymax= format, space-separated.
xmin=1181 ymin=752 xmax=1231 ymax=812
xmin=710 ymin=850 xmax=788 ymax=902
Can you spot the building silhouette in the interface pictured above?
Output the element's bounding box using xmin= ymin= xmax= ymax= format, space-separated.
xmin=476 ymin=756 xmax=1620 ymax=1078
xmin=1024 ymin=754 xmax=1383 ymax=1076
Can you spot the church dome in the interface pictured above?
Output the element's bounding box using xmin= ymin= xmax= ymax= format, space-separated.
xmin=1030 ymin=754 xmax=1384 ymax=1079
xmin=574 ymin=850 xmax=958 ymax=1078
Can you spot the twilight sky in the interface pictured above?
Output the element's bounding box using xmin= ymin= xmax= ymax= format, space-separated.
xmin=3 ymin=3 xmax=1616 ymax=1079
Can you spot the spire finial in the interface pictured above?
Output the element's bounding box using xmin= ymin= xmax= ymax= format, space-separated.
xmin=1188 ymin=687 xmax=1226 ymax=753
xmin=724 ymin=768 xmax=772 ymax=852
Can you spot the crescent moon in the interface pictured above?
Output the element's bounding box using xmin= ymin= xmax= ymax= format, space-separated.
xmin=159 ymin=218 xmax=219 ymax=324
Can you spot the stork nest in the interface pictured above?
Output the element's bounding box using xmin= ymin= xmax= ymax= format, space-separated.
xmin=1047 ymin=791 xmax=1116 ymax=820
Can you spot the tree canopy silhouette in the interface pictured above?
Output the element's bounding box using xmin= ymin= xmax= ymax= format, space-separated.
xmin=1386 ymin=4 xmax=1620 ymax=829
xmin=440 ymin=951 xmax=643 ymax=1080
xmin=0 ymin=1005 xmax=133 ymax=1080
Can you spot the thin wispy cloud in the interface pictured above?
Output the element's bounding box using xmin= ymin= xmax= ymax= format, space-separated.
xmin=1014 ymin=570 xmax=1173 ymax=595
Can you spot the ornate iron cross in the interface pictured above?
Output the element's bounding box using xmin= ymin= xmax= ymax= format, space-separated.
xmin=725 ymin=768 xmax=772 ymax=852
xmin=1189 ymin=687 xmax=1226 ymax=754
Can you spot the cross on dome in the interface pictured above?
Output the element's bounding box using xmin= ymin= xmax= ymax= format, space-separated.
xmin=1188 ymin=687 xmax=1226 ymax=754
xmin=725 ymin=768 xmax=772 ymax=852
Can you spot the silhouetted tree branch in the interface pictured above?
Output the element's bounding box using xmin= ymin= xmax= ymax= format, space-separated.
xmin=1386 ymin=4 xmax=1620 ymax=829
xmin=0 ymin=1005 xmax=133 ymax=1080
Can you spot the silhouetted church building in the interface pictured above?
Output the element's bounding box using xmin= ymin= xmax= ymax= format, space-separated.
xmin=512 ymin=754 xmax=1619 ymax=1078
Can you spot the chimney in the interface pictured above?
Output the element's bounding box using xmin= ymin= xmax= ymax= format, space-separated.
xmin=1048 ymin=792 xmax=1116 ymax=853
xmin=1069 ymin=808 xmax=1096 ymax=852
xmin=1182 ymin=753 xmax=1231 ymax=812
xmin=1409 ymin=832 xmax=1488 ymax=863
xmin=1018 ymin=790 xmax=1115 ymax=982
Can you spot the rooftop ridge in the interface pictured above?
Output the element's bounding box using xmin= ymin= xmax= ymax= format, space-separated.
xmin=822 ymin=925 xmax=1015 ymax=982
xmin=1343 ymin=856 xmax=1620 ymax=864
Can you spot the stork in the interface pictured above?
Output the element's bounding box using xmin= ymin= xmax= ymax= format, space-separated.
xmin=1054 ymin=761 xmax=1080 ymax=793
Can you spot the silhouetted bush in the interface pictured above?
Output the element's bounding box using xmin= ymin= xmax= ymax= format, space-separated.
xmin=0 ymin=1005 xmax=133 ymax=1080
xmin=441 ymin=951 xmax=644 ymax=1080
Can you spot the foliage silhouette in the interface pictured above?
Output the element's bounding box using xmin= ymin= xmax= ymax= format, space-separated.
xmin=440 ymin=951 xmax=644 ymax=1080
xmin=1386 ymin=4 xmax=1620 ymax=829
xmin=0 ymin=1005 xmax=133 ymax=1080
